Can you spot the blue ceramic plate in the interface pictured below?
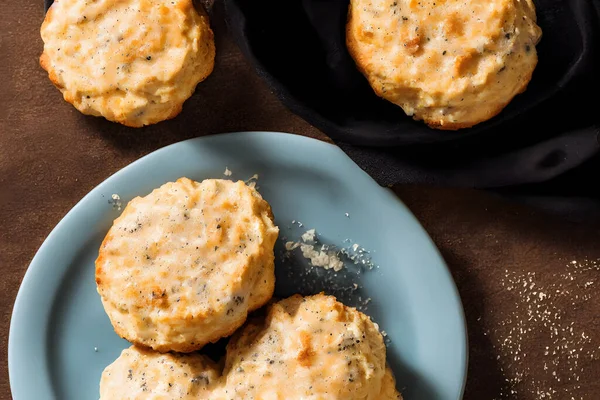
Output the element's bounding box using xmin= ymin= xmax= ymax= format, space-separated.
xmin=9 ymin=131 xmax=467 ymax=400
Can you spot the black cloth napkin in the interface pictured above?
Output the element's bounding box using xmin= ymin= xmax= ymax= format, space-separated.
xmin=224 ymin=0 xmax=600 ymax=222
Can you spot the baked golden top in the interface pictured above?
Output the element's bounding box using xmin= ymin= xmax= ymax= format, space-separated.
xmin=222 ymin=293 xmax=401 ymax=399
xmin=40 ymin=0 xmax=215 ymax=127
xmin=99 ymin=345 xmax=221 ymax=399
xmin=96 ymin=178 xmax=279 ymax=352
xmin=347 ymin=0 xmax=542 ymax=129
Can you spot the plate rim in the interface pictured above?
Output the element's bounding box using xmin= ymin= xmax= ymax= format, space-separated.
xmin=8 ymin=130 xmax=468 ymax=399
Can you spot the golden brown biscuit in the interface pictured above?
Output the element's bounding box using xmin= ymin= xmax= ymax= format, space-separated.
xmin=346 ymin=0 xmax=542 ymax=129
xmin=40 ymin=0 xmax=215 ymax=127
xmin=380 ymin=367 xmax=404 ymax=399
xmin=95 ymin=178 xmax=279 ymax=352
xmin=221 ymin=293 xmax=400 ymax=399
xmin=99 ymin=345 xmax=222 ymax=399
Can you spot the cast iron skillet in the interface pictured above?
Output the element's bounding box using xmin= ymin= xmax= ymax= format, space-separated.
xmin=224 ymin=0 xmax=599 ymax=149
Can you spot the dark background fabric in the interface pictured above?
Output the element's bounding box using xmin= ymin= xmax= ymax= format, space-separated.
xmin=224 ymin=0 xmax=600 ymax=222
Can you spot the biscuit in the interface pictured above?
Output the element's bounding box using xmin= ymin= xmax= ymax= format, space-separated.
xmin=99 ymin=345 xmax=221 ymax=399
xmin=222 ymin=293 xmax=401 ymax=399
xmin=40 ymin=0 xmax=215 ymax=127
xmin=95 ymin=178 xmax=279 ymax=352
xmin=381 ymin=367 xmax=404 ymax=399
xmin=346 ymin=0 xmax=542 ymax=129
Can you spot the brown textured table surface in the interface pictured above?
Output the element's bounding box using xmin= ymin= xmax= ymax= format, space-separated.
xmin=1 ymin=1 xmax=600 ymax=399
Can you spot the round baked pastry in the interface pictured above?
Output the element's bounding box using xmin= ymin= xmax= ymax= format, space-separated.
xmin=346 ymin=0 xmax=542 ymax=130
xmin=95 ymin=177 xmax=279 ymax=352
xmin=221 ymin=293 xmax=402 ymax=399
xmin=381 ymin=367 xmax=403 ymax=399
xmin=99 ymin=345 xmax=222 ymax=399
xmin=40 ymin=0 xmax=215 ymax=127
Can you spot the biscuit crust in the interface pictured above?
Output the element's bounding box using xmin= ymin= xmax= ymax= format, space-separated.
xmin=347 ymin=0 xmax=542 ymax=129
xmin=99 ymin=345 xmax=222 ymax=399
xmin=40 ymin=0 xmax=215 ymax=127
xmin=95 ymin=178 xmax=279 ymax=352
xmin=222 ymin=293 xmax=402 ymax=399
xmin=381 ymin=367 xmax=404 ymax=399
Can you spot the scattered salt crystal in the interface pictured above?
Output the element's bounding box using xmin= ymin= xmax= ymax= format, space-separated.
xmin=345 ymin=212 xmax=350 ymax=217
xmin=283 ymin=225 xmax=378 ymax=287
xmin=245 ymin=174 xmax=259 ymax=188
xmin=285 ymin=241 xmax=300 ymax=251
xmin=299 ymin=244 xmax=344 ymax=272
xmin=223 ymin=167 xmax=232 ymax=176
xmin=493 ymin=258 xmax=599 ymax=398
xmin=301 ymin=229 xmax=316 ymax=243
xmin=109 ymin=194 xmax=122 ymax=210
